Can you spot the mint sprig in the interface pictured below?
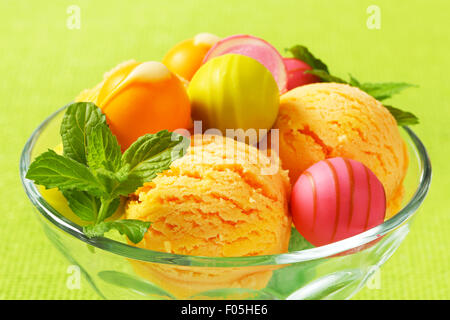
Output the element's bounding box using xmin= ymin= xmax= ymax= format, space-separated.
xmin=87 ymin=123 xmax=122 ymax=172
xmin=115 ymin=131 xmax=188 ymax=196
xmin=288 ymin=45 xmax=329 ymax=73
xmin=60 ymin=102 xmax=106 ymax=164
xmin=384 ymin=105 xmax=419 ymax=126
xmin=26 ymin=102 xmax=189 ymax=243
xmin=287 ymin=45 xmax=419 ymax=126
xmin=26 ymin=149 xmax=107 ymax=197
xmin=348 ymin=74 xmax=418 ymax=101
xmin=62 ymin=190 xmax=101 ymax=222
xmin=84 ymin=220 xmax=152 ymax=244
xmin=305 ymin=69 xmax=347 ymax=84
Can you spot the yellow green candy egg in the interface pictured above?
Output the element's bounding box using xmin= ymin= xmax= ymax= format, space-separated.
xmin=188 ymin=54 xmax=279 ymax=135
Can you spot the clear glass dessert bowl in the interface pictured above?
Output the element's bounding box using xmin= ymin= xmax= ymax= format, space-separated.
xmin=20 ymin=106 xmax=431 ymax=300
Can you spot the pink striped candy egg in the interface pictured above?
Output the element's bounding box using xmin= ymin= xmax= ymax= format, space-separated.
xmin=291 ymin=157 xmax=386 ymax=247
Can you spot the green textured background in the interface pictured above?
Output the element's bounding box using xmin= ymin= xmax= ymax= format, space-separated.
xmin=0 ymin=0 xmax=448 ymax=299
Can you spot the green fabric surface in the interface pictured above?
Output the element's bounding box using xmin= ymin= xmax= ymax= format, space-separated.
xmin=0 ymin=0 xmax=448 ymax=299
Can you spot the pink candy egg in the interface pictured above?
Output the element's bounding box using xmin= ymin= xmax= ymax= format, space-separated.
xmin=283 ymin=57 xmax=320 ymax=90
xmin=291 ymin=157 xmax=386 ymax=247
xmin=203 ymin=34 xmax=288 ymax=93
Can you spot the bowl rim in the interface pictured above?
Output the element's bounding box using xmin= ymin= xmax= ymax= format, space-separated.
xmin=19 ymin=105 xmax=432 ymax=267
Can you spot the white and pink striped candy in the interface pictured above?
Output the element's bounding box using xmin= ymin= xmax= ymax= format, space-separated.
xmin=291 ymin=157 xmax=386 ymax=247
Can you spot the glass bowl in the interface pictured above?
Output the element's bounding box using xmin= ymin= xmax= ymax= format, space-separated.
xmin=20 ymin=106 xmax=431 ymax=300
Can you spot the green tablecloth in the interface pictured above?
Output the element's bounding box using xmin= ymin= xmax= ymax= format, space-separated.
xmin=0 ymin=0 xmax=448 ymax=299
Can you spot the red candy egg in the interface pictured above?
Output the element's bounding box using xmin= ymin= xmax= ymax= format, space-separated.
xmin=291 ymin=157 xmax=386 ymax=247
xmin=283 ymin=57 xmax=319 ymax=90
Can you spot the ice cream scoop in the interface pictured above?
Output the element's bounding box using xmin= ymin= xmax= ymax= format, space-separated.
xmin=125 ymin=134 xmax=291 ymax=298
xmin=273 ymin=83 xmax=408 ymax=218
xmin=126 ymin=134 xmax=291 ymax=256
xmin=291 ymin=157 xmax=386 ymax=247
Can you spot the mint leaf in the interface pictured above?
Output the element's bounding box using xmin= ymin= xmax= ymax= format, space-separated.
xmin=61 ymin=102 xmax=106 ymax=165
xmin=349 ymin=75 xmax=416 ymax=101
xmin=288 ymin=45 xmax=329 ymax=72
xmin=310 ymin=71 xmax=419 ymax=125
xmin=264 ymin=228 xmax=318 ymax=299
xmin=83 ymin=219 xmax=151 ymax=244
xmin=348 ymin=75 xmax=419 ymax=124
xmin=122 ymin=130 xmax=188 ymax=169
xmin=62 ymin=190 xmax=100 ymax=222
xmin=92 ymin=167 xmax=123 ymax=195
xmin=305 ymin=69 xmax=347 ymax=83
xmin=115 ymin=131 xmax=189 ymax=196
xmin=104 ymin=197 xmax=121 ymax=219
xmin=29 ymin=103 xmax=189 ymax=243
xmin=26 ymin=149 xmax=106 ymax=196
xmin=288 ymin=45 xmax=419 ymax=125
xmin=384 ymin=105 xmax=419 ymax=126
xmin=348 ymin=74 xmax=361 ymax=87
xmin=288 ymin=227 xmax=314 ymax=251
xmin=87 ymin=123 xmax=121 ymax=171
xmin=353 ymin=82 xmax=417 ymax=101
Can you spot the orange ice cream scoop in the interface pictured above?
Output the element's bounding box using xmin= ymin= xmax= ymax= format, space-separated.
xmin=162 ymin=33 xmax=220 ymax=81
xmin=76 ymin=60 xmax=192 ymax=150
xmin=125 ymin=134 xmax=291 ymax=257
xmin=125 ymin=134 xmax=291 ymax=298
xmin=273 ymin=83 xmax=408 ymax=218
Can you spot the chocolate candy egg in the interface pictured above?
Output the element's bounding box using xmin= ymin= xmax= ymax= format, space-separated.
xmin=291 ymin=157 xmax=386 ymax=247
xmin=96 ymin=61 xmax=191 ymax=150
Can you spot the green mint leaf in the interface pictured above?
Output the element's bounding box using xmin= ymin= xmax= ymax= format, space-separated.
xmin=61 ymin=102 xmax=106 ymax=165
xmin=347 ymin=74 xmax=419 ymax=124
xmin=288 ymin=45 xmax=419 ymax=126
xmin=87 ymin=123 xmax=122 ymax=172
xmin=83 ymin=219 xmax=151 ymax=244
xmin=62 ymin=190 xmax=100 ymax=222
xmin=91 ymin=196 xmax=120 ymax=222
xmin=348 ymin=74 xmax=417 ymax=101
xmin=288 ymin=227 xmax=314 ymax=251
xmin=121 ymin=130 xmax=188 ymax=169
xmin=92 ymin=167 xmax=122 ymax=195
xmin=348 ymin=74 xmax=361 ymax=87
xmin=114 ymin=130 xmax=190 ymax=196
xmin=354 ymin=82 xmax=417 ymax=101
xmin=104 ymin=197 xmax=121 ymax=220
xmin=384 ymin=105 xmax=419 ymax=126
xmin=305 ymin=69 xmax=347 ymax=83
xmin=26 ymin=149 xmax=106 ymax=196
xmin=288 ymin=45 xmax=329 ymax=72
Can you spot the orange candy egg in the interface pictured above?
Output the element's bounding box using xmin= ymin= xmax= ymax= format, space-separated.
xmin=97 ymin=61 xmax=191 ymax=150
xmin=162 ymin=33 xmax=220 ymax=81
